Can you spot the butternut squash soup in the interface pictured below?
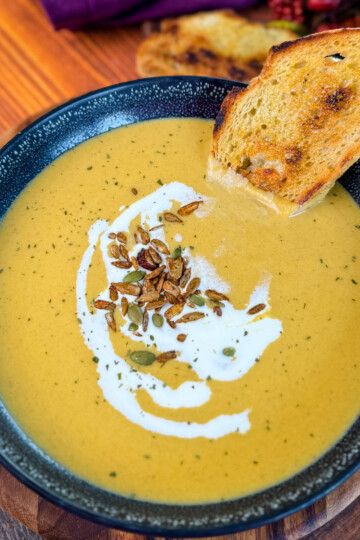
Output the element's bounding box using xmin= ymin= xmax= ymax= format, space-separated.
xmin=0 ymin=118 xmax=359 ymax=504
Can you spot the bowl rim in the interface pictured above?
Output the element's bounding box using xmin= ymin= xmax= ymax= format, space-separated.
xmin=0 ymin=75 xmax=359 ymax=536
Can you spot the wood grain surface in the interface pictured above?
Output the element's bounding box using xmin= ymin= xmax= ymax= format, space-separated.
xmin=0 ymin=1 xmax=359 ymax=539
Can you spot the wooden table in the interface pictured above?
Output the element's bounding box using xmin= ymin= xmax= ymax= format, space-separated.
xmin=0 ymin=1 xmax=359 ymax=538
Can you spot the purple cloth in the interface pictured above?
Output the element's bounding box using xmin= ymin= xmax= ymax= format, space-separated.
xmin=41 ymin=0 xmax=259 ymax=30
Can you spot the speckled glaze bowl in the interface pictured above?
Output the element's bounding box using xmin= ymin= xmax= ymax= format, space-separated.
xmin=0 ymin=77 xmax=359 ymax=536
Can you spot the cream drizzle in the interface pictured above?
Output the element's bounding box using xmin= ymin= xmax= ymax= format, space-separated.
xmin=77 ymin=182 xmax=282 ymax=439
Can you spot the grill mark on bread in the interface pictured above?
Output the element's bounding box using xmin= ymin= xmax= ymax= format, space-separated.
xmin=297 ymin=181 xmax=326 ymax=205
xmin=214 ymin=87 xmax=244 ymax=135
xmin=136 ymin=11 xmax=296 ymax=82
xmin=324 ymin=87 xmax=352 ymax=112
xmin=285 ymin=147 xmax=302 ymax=166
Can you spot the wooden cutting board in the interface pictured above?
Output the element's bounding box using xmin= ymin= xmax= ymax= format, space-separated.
xmin=0 ymin=465 xmax=359 ymax=539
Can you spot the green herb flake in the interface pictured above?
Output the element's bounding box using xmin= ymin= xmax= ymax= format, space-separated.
xmin=222 ymin=347 xmax=236 ymax=357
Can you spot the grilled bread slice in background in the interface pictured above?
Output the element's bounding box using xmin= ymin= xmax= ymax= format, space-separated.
xmin=210 ymin=29 xmax=360 ymax=214
xmin=137 ymin=10 xmax=297 ymax=82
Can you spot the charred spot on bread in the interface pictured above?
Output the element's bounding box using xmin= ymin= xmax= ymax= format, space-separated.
xmin=297 ymin=181 xmax=325 ymax=205
xmin=324 ymin=87 xmax=352 ymax=112
xmin=213 ymin=87 xmax=244 ymax=136
xmin=285 ymin=147 xmax=302 ymax=166
xmin=200 ymin=48 xmax=217 ymax=60
xmin=228 ymin=65 xmax=247 ymax=80
xmin=251 ymin=168 xmax=283 ymax=193
xmin=184 ymin=51 xmax=199 ymax=65
xmin=213 ymin=109 xmax=226 ymax=136
xmin=271 ymin=39 xmax=295 ymax=54
xmin=248 ymin=59 xmax=263 ymax=71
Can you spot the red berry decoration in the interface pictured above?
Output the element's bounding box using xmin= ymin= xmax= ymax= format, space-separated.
xmin=268 ymin=0 xmax=306 ymax=24
xmin=136 ymin=249 xmax=157 ymax=271
xmin=316 ymin=22 xmax=339 ymax=31
xmin=307 ymin=0 xmax=340 ymax=11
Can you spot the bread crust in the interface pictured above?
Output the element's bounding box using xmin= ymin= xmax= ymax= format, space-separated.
xmin=212 ymin=28 xmax=360 ymax=209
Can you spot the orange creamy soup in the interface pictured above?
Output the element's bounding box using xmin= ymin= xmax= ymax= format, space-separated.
xmin=0 ymin=118 xmax=359 ymax=503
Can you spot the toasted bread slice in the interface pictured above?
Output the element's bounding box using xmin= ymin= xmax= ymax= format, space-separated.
xmin=210 ymin=29 xmax=360 ymax=214
xmin=137 ymin=10 xmax=297 ymax=82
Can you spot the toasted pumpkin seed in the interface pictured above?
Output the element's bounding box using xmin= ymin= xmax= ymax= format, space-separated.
xmin=146 ymin=265 xmax=165 ymax=280
xmin=167 ymin=257 xmax=183 ymax=281
xmin=111 ymin=260 xmax=132 ymax=269
xmin=148 ymin=246 xmax=162 ymax=264
xmin=121 ymin=296 xmax=128 ymax=316
xmin=93 ymin=299 xmax=116 ymax=310
xmin=164 ymin=212 xmax=183 ymax=223
xmin=127 ymin=303 xmax=143 ymax=326
xmin=151 ymin=239 xmax=170 ymax=255
xmin=136 ymin=290 xmax=160 ymax=303
xmin=123 ymin=270 xmax=146 ymax=283
xmin=163 ymin=280 xmax=180 ymax=297
xmin=112 ymin=282 xmax=141 ymax=296
xmin=189 ymin=294 xmax=205 ymax=306
xmin=109 ymin=284 xmax=118 ymax=301
xmin=247 ymin=303 xmax=266 ymax=315
xmin=146 ymin=298 xmax=166 ymax=311
xmin=222 ymin=347 xmax=235 ymax=357
xmin=186 ymin=277 xmax=200 ymax=297
xmin=137 ymin=226 xmax=150 ymax=245
xmin=172 ymin=246 xmax=182 ymax=259
xmin=149 ymin=224 xmax=164 ymax=232
xmin=131 ymin=256 xmax=139 ymax=270
xmin=129 ymin=350 xmax=156 ymax=366
xmin=142 ymin=310 xmax=149 ymax=332
xmin=205 ymin=289 xmax=229 ymax=301
xmin=119 ymin=244 xmax=130 ymax=261
xmin=156 ymin=351 xmax=177 ymax=363
xmin=156 ymin=272 xmax=166 ymax=292
xmin=105 ymin=312 xmax=116 ymax=332
xmin=116 ymin=232 xmax=127 ymax=244
xmin=164 ymin=291 xmax=179 ymax=304
xmin=110 ymin=244 xmax=120 ymax=259
xmin=165 ymin=302 xmax=185 ymax=320
xmin=177 ymin=200 xmax=203 ymax=216
xmin=179 ymin=268 xmax=191 ymax=288
xmin=152 ymin=313 xmax=164 ymax=327
xmin=176 ymin=312 xmax=205 ymax=323
xmin=129 ymin=323 xmax=139 ymax=332
xmin=143 ymin=279 xmax=155 ymax=292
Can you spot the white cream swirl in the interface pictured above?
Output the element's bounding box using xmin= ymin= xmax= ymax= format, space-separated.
xmin=76 ymin=182 xmax=282 ymax=439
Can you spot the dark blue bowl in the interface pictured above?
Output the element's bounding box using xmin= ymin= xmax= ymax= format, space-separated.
xmin=0 ymin=76 xmax=359 ymax=536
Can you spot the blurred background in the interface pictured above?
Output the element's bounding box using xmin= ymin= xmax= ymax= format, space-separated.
xmin=1 ymin=0 xmax=359 ymax=144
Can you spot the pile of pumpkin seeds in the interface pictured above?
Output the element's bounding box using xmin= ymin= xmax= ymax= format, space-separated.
xmin=93 ymin=200 xmax=265 ymax=365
